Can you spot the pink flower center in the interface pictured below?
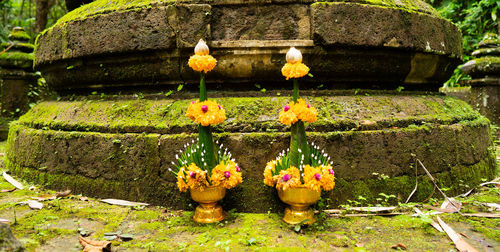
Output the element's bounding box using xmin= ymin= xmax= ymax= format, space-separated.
xmin=201 ymin=105 xmax=208 ymax=113
xmin=218 ymin=105 xmax=221 ymax=109
xmin=329 ymin=169 xmax=334 ymax=175
xmin=224 ymin=171 xmax=231 ymax=178
xmin=314 ymin=173 xmax=321 ymax=181
xmin=189 ymin=171 xmax=196 ymax=178
xmin=191 ymin=101 xmax=196 ymax=104
xmin=307 ymin=104 xmax=311 ymax=108
xmin=284 ymin=105 xmax=290 ymax=112
xmin=236 ymin=166 xmax=240 ymax=172
xmin=282 ymin=174 xmax=291 ymax=182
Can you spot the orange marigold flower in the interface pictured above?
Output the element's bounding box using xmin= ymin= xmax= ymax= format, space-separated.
xmin=186 ymin=100 xmax=226 ymax=126
xmin=278 ymin=109 xmax=298 ymax=125
xmin=185 ymin=163 xmax=208 ymax=191
xmin=303 ymin=165 xmax=322 ymax=192
xmin=210 ymin=160 xmax=243 ymax=189
xmin=292 ymin=99 xmax=317 ymax=123
xmin=276 ymin=166 xmax=301 ymax=191
xmin=320 ymin=165 xmax=335 ymax=191
xmin=176 ymin=168 xmax=189 ymax=192
xmin=188 ymin=54 xmax=217 ymax=73
xmin=281 ymin=62 xmax=309 ymax=80
xmin=264 ymin=160 xmax=279 ymax=187
xmin=278 ymin=99 xmax=317 ymax=125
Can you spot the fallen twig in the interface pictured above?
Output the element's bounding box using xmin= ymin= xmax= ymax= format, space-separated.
xmin=461 ymin=213 xmax=500 ymax=218
xmin=325 ymin=212 xmax=403 ymax=217
xmin=416 ymin=159 xmax=461 ymax=212
xmin=436 ymin=216 xmax=479 ymax=252
xmin=100 ymin=199 xmax=149 ymax=207
xmin=405 ymin=157 xmax=418 ymax=203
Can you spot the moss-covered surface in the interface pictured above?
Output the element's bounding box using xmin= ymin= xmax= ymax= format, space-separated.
xmin=5 ymin=95 xmax=496 ymax=211
xmin=16 ymin=95 xmax=482 ymax=134
xmin=0 ymin=166 xmax=499 ymax=251
xmin=0 ymin=52 xmax=34 ymax=69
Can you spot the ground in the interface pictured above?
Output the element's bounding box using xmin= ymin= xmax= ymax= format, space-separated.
xmin=0 ymin=140 xmax=499 ymax=251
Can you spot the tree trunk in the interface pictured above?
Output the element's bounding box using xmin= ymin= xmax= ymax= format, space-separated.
xmin=35 ymin=0 xmax=50 ymax=33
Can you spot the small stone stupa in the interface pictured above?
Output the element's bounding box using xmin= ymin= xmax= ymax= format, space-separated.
xmin=460 ymin=33 xmax=500 ymax=129
xmin=5 ymin=0 xmax=496 ymax=211
xmin=0 ymin=27 xmax=36 ymax=139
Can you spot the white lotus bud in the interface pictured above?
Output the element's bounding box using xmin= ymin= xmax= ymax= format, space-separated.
xmin=194 ymin=39 xmax=209 ymax=55
xmin=286 ymin=47 xmax=302 ymax=64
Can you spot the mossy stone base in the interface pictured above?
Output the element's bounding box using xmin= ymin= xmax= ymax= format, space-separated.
xmin=5 ymin=94 xmax=497 ymax=212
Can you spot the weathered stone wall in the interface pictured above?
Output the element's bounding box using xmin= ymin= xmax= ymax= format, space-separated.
xmin=33 ymin=0 xmax=462 ymax=90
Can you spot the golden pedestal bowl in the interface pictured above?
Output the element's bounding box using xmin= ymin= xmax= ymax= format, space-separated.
xmin=190 ymin=186 xmax=227 ymax=223
xmin=278 ymin=186 xmax=321 ymax=225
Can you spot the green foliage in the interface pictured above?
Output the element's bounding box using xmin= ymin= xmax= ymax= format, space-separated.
xmin=0 ymin=0 xmax=67 ymax=43
xmin=431 ymin=0 xmax=499 ymax=87
xmin=169 ymin=139 xmax=234 ymax=181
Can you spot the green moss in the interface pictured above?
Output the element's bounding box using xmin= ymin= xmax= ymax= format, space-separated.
xmin=311 ymin=0 xmax=439 ymax=17
xmin=0 ymin=52 xmax=34 ymax=68
xmin=473 ymin=56 xmax=500 ymax=65
xmin=16 ymin=95 xmax=482 ymax=134
xmin=8 ymin=30 xmax=31 ymax=41
xmin=47 ymin=0 xmax=177 ymax=31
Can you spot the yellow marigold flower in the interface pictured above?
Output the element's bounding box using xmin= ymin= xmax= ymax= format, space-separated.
xmin=176 ymin=168 xmax=189 ymax=192
xmin=188 ymin=55 xmax=217 ymax=73
xmin=292 ymin=99 xmax=317 ymax=123
xmin=264 ymin=160 xmax=278 ymax=186
xmin=320 ymin=165 xmax=335 ymax=191
xmin=185 ymin=163 xmax=208 ymax=191
xmin=278 ymin=107 xmax=298 ymax=125
xmin=210 ymin=160 xmax=243 ymax=189
xmin=281 ymin=62 xmax=309 ymax=80
xmin=303 ymin=165 xmax=322 ymax=192
xmin=186 ymin=100 xmax=226 ymax=126
xmin=276 ymin=166 xmax=301 ymax=191
xmin=278 ymin=99 xmax=317 ymax=125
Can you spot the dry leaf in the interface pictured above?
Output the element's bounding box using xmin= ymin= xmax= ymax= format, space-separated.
xmin=28 ymin=186 xmax=36 ymax=191
xmin=482 ymin=203 xmax=500 ymax=211
xmin=56 ymin=189 xmax=72 ymax=198
xmin=80 ymin=196 xmax=89 ymax=201
xmin=100 ymin=199 xmax=149 ymax=207
xmin=436 ymin=216 xmax=479 ymax=252
xmin=350 ymin=206 xmax=397 ymax=212
xmin=2 ymin=172 xmax=24 ymax=190
xmin=20 ymin=200 xmax=43 ymax=210
xmin=0 ymin=218 xmax=9 ymax=223
xmin=31 ymin=194 xmax=57 ymax=201
xmin=391 ymin=243 xmax=407 ymax=250
xmin=1 ymin=188 xmax=16 ymax=193
xmin=440 ymin=198 xmax=461 ymax=213
xmin=78 ymin=235 xmax=111 ymax=252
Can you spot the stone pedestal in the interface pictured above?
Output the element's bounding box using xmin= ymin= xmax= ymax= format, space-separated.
xmin=6 ymin=0 xmax=497 ymax=211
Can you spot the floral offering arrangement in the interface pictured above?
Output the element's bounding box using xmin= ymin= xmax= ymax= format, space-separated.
xmin=170 ymin=39 xmax=243 ymax=192
xmin=263 ymin=47 xmax=335 ymax=192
